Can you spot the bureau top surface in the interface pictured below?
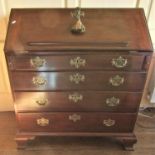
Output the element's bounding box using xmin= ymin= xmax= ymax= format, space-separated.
xmin=4 ymin=8 xmax=153 ymax=52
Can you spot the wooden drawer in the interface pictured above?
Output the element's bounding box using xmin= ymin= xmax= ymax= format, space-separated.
xmin=9 ymin=54 xmax=145 ymax=71
xmin=14 ymin=92 xmax=142 ymax=112
xmin=11 ymin=71 xmax=146 ymax=91
xmin=17 ymin=112 xmax=136 ymax=132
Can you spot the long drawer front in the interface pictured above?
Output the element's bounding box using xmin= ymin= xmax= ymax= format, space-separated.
xmin=9 ymin=54 xmax=145 ymax=71
xmin=17 ymin=112 xmax=136 ymax=132
xmin=11 ymin=71 xmax=146 ymax=91
xmin=14 ymin=92 xmax=142 ymax=112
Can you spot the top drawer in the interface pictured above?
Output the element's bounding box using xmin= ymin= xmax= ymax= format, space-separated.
xmin=8 ymin=54 xmax=145 ymax=71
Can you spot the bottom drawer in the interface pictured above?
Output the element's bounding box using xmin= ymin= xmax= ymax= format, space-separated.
xmin=17 ymin=112 xmax=136 ymax=133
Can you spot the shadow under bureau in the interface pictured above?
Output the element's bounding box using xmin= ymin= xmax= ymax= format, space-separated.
xmin=4 ymin=8 xmax=153 ymax=150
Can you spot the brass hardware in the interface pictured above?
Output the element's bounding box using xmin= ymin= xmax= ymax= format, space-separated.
xmin=37 ymin=117 xmax=49 ymax=127
xmin=32 ymin=76 xmax=47 ymax=86
xmin=112 ymin=56 xmax=127 ymax=68
xmin=103 ymin=119 xmax=115 ymax=127
xmin=70 ymin=56 xmax=86 ymax=69
xmin=69 ymin=93 xmax=83 ymax=103
xmin=35 ymin=98 xmax=48 ymax=106
xmin=109 ymin=75 xmax=124 ymax=86
xmin=69 ymin=113 xmax=81 ymax=122
xmin=30 ymin=56 xmax=46 ymax=68
xmin=70 ymin=73 xmax=85 ymax=84
xmin=71 ymin=7 xmax=85 ymax=34
xmin=106 ymin=97 xmax=120 ymax=107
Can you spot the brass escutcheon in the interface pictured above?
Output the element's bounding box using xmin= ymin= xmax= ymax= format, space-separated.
xmin=37 ymin=117 xmax=49 ymax=127
xmin=68 ymin=93 xmax=83 ymax=103
xmin=112 ymin=56 xmax=127 ymax=68
xmin=30 ymin=56 xmax=46 ymax=68
xmin=70 ymin=56 xmax=86 ymax=69
xmin=32 ymin=76 xmax=47 ymax=86
xmin=69 ymin=113 xmax=81 ymax=122
xmin=109 ymin=75 xmax=124 ymax=86
xmin=70 ymin=73 xmax=85 ymax=84
xmin=71 ymin=7 xmax=85 ymax=34
xmin=106 ymin=96 xmax=120 ymax=107
xmin=103 ymin=119 xmax=115 ymax=127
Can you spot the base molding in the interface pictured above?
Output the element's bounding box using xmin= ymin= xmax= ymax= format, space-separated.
xmin=15 ymin=132 xmax=137 ymax=150
xmin=15 ymin=135 xmax=35 ymax=149
xmin=115 ymin=134 xmax=137 ymax=151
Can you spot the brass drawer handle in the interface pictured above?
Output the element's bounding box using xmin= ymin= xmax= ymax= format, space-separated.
xmin=30 ymin=56 xmax=46 ymax=68
xmin=112 ymin=56 xmax=127 ymax=68
xmin=109 ymin=75 xmax=124 ymax=86
xmin=37 ymin=117 xmax=49 ymax=127
xmin=70 ymin=56 xmax=86 ymax=69
xmin=68 ymin=93 xmax=83 ymax=103
xmin=35 ymin=98 xmax=48 ymax=106
xmin=106 ymin=97 xmax=120 ymax=107
xmin=103 ymin=119 xmax=115 ymax=127
xmin=70 ymin=73 xmax=85 ymax=84
xmin=32 ymin=76 xmax=47 ymax=86
xmin=69 ymin=113 xmax=81 ymax=122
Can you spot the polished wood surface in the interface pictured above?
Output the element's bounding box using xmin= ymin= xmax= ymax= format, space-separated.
xmin=17 ymin=112 xmax=136 ymax=132
xmin=11 ymin=71 xmax=146 ymax=91
xmin=9 ymin=54 xmax=145 ymax=71
xmin=5 ymin=9 xmax=153 ymax=51
xmin=14 ymin=92 xmax=142 ymax=112
xmin=4 ymin=8 xmax=153 ymax=150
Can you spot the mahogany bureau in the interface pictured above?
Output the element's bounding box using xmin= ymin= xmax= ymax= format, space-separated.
xmin=4 ymin=8 xmax=153 ymax=150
